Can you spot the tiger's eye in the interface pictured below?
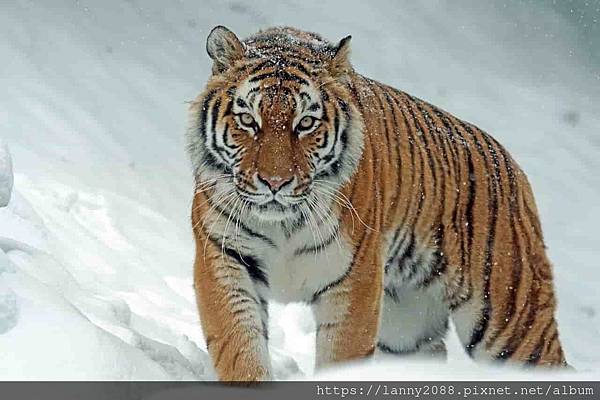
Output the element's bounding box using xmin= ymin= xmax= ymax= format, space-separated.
xmin=239 ymin=113 xmax=255 ymax=127
xmin=298 ymin=116 xmax=315 ymax=130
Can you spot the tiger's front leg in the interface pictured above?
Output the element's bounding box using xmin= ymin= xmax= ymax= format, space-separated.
xmin=311 ymin=240 xmax=383 ymax=369
xmin=193 ymin=236 xmax=271 ymax=381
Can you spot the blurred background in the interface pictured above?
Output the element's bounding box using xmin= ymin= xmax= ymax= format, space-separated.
xmin=0 ymin=0 xmax=598 ymax=379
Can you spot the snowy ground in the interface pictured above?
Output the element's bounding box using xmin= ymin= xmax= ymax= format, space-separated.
xmin=0 ymin=0 xmax=599 ymax=380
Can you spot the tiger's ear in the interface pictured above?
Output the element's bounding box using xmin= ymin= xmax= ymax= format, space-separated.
xmin=206 ymin=26 xmax=244 ymax=74
xmin=327 ymin=35 xmax=353 ymax=78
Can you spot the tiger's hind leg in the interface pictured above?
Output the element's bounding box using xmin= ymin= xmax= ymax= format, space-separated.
xmin=443 ymin=154 xmax=567 ymax=367
xmin=449 ymin=259 xmax=567 ymax=367
xmin=378 ymin=282 xmax=449 ymax=360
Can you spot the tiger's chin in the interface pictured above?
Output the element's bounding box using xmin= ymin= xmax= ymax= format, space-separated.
xmin=248 ymin=201 xmax=301 ymax=223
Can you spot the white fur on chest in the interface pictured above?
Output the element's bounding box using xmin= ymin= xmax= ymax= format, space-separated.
xmin=248 ymin=223 xmax=353 ymax=304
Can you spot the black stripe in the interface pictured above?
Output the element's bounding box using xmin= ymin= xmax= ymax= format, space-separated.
xmin=395 ymin=94 xmax=427 ymax=226
xmin=235 ymin=98 xmax=249 ymax=110
xmin=338 ymin=99 xmax=349 ymax=113
xmin=223 ymin=97 xmax=234 ymax=117
xmin=404 ymin=98 xmax=443 ymax=253
xmin=457 ymin=151 xmax=476 ymax=307
xmin=381 ymin=88 xmax=403 ymax=205
xmin=481 ymin=133 xmax=504 ymax=197
xmin=316 ymin=321 xmax=341 ymax=337
xmin=310 ymin=218 xmax=365 ymax=304
xmin=367 ymin=80 xmax=394 ymax=170
xmin=310 ymin=263 xmax=352 ymax=303
xmin=249 ymin=70 xmax=309 ymax=86
xmin=317 ymin=104 xmax=344 ymax=170
xmin=299 ymin=92 xmax=311 ymax=108
xmin=316 ymin=124 xmax=330 ymax=150
xmin=464 ymin=123 xmax=499 ymax=355
xmin=429 ymin=106 xmax=467 ymax=296
xmin=258 ymin=294 xmax=269 ymax=340
xmin=227 ymin=287 xmax=259 ymax=303
xmin=198 ymin=90 xmax=217 ymax=137
xmin=228 ymin=296 xmax=255 ymax=308
xmin=210 ymin=98 xmax=221 ymax=133
xmin=320 ymin=102 xmax=330 ymax=123
xmin=218 ymin=123 xmax=239 ymax=158
xmin=294 ymin=224 xmax=339 ymax=256
xmin=448 ymin=119 xmax=477 ymax=310
xmin=404 ymin=95 xmax=438 ymax=191
xmin=333 ymin=113 xmax=340 ymax=136
xmin=420 ymin=251 xmax=447 ymax=288
xmin=384 ymin=227 xmax=407 ymax=273
xmin=415 ymin=101 xmax=448 ymax=231
xmin=377 ymin=342 xmax=415 ymax=355
xmin=432 ymin=108 xmax=465 ymax=258
xmin=235 ymin=222 xmax=277 ymax=249
xmin=275 ymin=59 xmax=311 ymax=75
xmin=386 ymin=90 xmax=418 ymax=233
xmin=487 ymin=140 xmax=522 ymax=344
xmin=384 ymin=287 xmax=400 ymax=302
xmin=377 ymin=331 xmax=445 ymax=354
xmin=205 ymin=196 xmax=277 ymax=249
xmin=413 ymin=103 xmax=448 ymax=292
xmin=405 ymin=254 xmax=421 ymax=282
xmin=224 ymin=247 xmax=268 ymax=287
xmin=404 ymin=234 xmax=416 ymax=262
xmin=247 ymin=60 xmax=274 ymax=75
xmin=307 ymin=102 xmax=320 ymax=112
xmin=525 ymin=322 xmax=554 ymax=365
xmin=281 ymin=214 xmax=307 ymax=238
xmin=501 ymin=145 xmax=528 ymax=332
xmin=247 ymin=87 xmax=261 ymax=108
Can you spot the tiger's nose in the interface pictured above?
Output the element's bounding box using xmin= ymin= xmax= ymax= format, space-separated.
xmin=257 ymin=174 xmax=293 ymax=192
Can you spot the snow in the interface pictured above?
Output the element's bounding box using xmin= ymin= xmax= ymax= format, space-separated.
xmin=0 ymin=140 xmax=13 ymax=207
xmin=0 ymin=0 xmax=599 ymax=380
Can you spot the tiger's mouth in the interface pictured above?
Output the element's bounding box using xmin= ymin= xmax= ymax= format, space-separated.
xmin=233 ymin=178 xmax=312 ymax=221
xmin=258 ymin=200 xmax=300 ymax=213
xmin=236 ymin=185 xmax=309 ymax=205
xmin=248 ymin=199 xmax=302 ymax=221
xmin=235 ymin=191 xmax=307 ymax=221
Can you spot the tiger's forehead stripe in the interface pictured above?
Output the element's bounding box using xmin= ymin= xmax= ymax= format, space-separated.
xmin=236 ymin=78 xmax=324 ymax=123
xmin=249 ymin=69 xmax=309 ymax=86
xmin=228 ymin=58 xmax=325 ymax=120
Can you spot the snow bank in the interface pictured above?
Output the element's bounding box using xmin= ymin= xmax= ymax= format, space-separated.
xmin=0 ymin=178 xmax=213 ymax=379
xmin=0 ymin=140 xmax=13 ymax=207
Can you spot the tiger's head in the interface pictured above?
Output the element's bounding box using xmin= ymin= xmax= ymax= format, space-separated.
xmin=187 ymin=26 xmax=364 ymax=222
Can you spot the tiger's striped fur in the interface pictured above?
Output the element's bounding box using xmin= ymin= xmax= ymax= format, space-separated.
xmin=187 ymin=26 xmax=567 ymax=381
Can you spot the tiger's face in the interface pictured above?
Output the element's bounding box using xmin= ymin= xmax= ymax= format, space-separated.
xmin=188 ymin=26 xmax=363 ymax=222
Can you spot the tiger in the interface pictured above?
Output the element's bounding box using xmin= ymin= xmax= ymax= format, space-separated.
xmin=186 ymin=25 xmax=568 ymax=381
